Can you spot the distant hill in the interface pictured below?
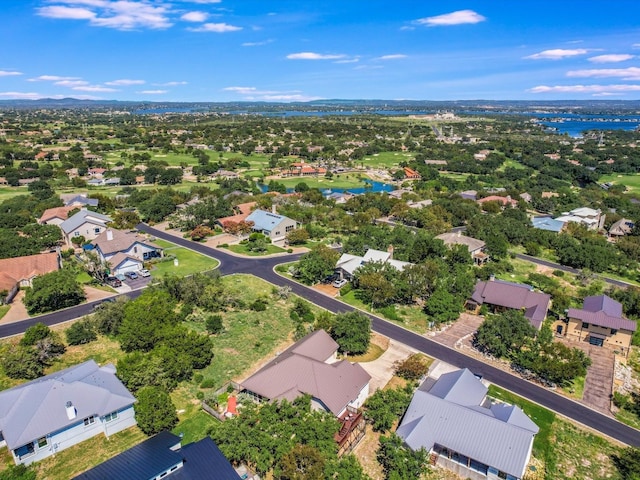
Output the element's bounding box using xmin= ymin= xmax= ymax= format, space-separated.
xmin=1 ymin=97 xmax=639 ymax=113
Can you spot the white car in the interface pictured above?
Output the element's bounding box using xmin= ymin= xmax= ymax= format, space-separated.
xmin=138 ymin=269 xmax=151 ymax=277
xmin=332 ymin=279 xmax=347 ymax=288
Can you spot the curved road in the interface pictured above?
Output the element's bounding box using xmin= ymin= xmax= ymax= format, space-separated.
xmin=3 ymin=223 xmax=640 ymax=446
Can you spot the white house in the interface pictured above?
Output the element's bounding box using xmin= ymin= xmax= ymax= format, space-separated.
xmin=59 ymin=209 xmax=112 ymax=246
xmin=335 ymin=246 xmax=413 ymax=281
xmin=91 ymin=229 xmax=162 ymax=275
xmin=244 ymin=207 xmax=299 ymax=244
xmin=0 ymin=360 xmax=136 ymax=465
xmin=555 ymin=207 xmax=605 ymax=231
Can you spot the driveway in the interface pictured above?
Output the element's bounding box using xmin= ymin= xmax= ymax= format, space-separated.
xmin=431 ymin=313 xmax=484 ymax=348
xmin=358 ymin=339 xmax=418 ymax=393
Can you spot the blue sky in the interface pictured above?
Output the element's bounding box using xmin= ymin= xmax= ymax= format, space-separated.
xmin=1 ymin=0 xmax=640 ymax=102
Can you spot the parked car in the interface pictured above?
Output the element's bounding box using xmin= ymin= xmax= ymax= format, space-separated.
xmin=332 ymin=279 xmax=348 ymax=288
xmin=105 ymin=276 xmax=122 ymax=287
xmin=125 ymin=271 xmax=138 ymax=280
xmin=138 ymin=269 xmax=151 ymax=277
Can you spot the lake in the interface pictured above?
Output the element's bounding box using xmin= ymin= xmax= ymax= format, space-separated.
xmin=259 ymin=179 xmax=394 ymax=195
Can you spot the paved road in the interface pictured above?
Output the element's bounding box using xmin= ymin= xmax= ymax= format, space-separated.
xmin=3 ymin=223 xmax=640 ymax=446
xmin=137 ymin=224 xmax=640 ymax=447
xmin=514 ymin=253 xmax=633 ymax=288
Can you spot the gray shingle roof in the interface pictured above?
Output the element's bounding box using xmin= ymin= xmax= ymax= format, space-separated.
xmin=435 ymin=232 xmax=485 ymax=253
xmin=59 ymin=209 xmax=112 ymax=234
xmin=397 ymin=369 xmax=538 ymax=479
xmin=92 ymin=229 xmax=160 ymax=256
xmin=0 ymin=360 xmax=135 ymax=449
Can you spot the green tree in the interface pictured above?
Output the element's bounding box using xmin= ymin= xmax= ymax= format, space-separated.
xmin=286 ymin=228 xmax=310 ymax=245
xmin=364 ymin=385 xmax=414 ymax=433
xmin=377 ymin=434 xmax=429 ymax=480
xmin=135 ymin=386 xmax=178 ymax=435
xmin=474 ymin=310 xmax=536 ymax=359
xmin=324 ymin=455 xmax=371 ymax=480
xmin=20 ymin=322 xmax=52 ymax=346
xmin=1 ymin=345 xmax=43 ymax=380
xmin=276 ymin=444 xmax=325 ymax=480
xmin=0 ymin=464 xmax=37 ymax=480
xmin=331 ymin=311 xmax=371 ymax=355
xmin=423 ymin=287 xmax=461 ymax=325
xmin=206 ymin=314 xmax=224 ymax=334
xmin=24 ymin=269 xmax=86 ymax=314
xmin=118 ymin=290 xmax=177 ymax=352
xmin=296 ymin=244 xmax=340 ymax=285
xmin=613 ymin=447 xmax=640 ymax=480
xmin=65 ymin=319 xmax=97 ymax=345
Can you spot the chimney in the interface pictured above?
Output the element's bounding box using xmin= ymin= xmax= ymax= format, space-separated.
xmin=457 ymin=230 xmax=462 ymax=237
xmin=106 ymin=229 xmax=113 ymax=241
xmin=387 ymin=244 xmax=394 ymax=259
xmin=272 ymin=204 xmax=277 ymax=215
xmin=65 ymin=401 xmax=76 ymax=420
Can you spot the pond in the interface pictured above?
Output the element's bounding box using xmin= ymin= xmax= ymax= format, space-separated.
xmin=258 ymin=179 xmax=394 ymax=195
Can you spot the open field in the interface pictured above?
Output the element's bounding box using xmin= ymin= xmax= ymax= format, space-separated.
xmin=225 ymin=243 xmax=287 ymax=256
xmin=339 ymin=291 xmax=429 ymax=332
xmin=269 ymin=173 xmax=370 ymax=190
xmin=600 ymin=173 xmax=640 ymax=194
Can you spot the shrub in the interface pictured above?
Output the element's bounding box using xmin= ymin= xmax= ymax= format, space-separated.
xmin=20 ymin=323 xmax=51 ymax=346
xmin=200 ymin=378 xmax=215 ymax=389
xmin=135 ymin=386 xmax=178 ymax=435
xmin=1 ymin=346 xmax=43 ymax=380
xmin=206 ymin=314 xmax=224 ymax=334
xmin=394 ymin=354 xmax=430 ymax=381
xmin=339 ymin=283 xmax=352 ymax=296
xmin=196 ymin=391 xmax=205 ymax=400
xmin=552 ymin=269 xmax=565 ymax=277
xmin=250 ymin=298 xmax=268 ymax=311
xmin=194 ymin=373 xmax=204 ymax=384
xmin=379 ymin=305 xmax=400 ymax=321
xmin=65 ymin=320 xmax=97 ymax=345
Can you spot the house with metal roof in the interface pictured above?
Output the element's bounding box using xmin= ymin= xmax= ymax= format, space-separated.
xmin=59 ymin=209 xmax=112 ymax=246
xmin=555 ymin=207 xmax=605 ymax=231
xmin=531 ymin=216 xmax=566 ymax=233
xmin=335 ymin=246 xmax=413 ymax=280
xmin=90 ymin=229 xmax=162 ymax=275
xmin=608 ymin=218 xmax=635 ymax=241
xmin=239 ymin=329 xmax=371 ymax=417
xmin=467 ymin=279 xmax=551 ymax=330
xmin=73 ymin=431 xmax=240 ymax=480
xmin=244 ymin=206 xmax=299 ymax=243
xmin=0 ymin=360 xmax=136 ymax=465
xmin=397 ymin=368 xmax=539 ymax=480
xmin=554 ymin=295 xmax=637 ymax=357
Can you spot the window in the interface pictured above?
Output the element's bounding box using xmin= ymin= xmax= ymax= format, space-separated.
xmin=104 ymin=411 xmax=118 ymax=422
xmin=74 ymin=231 xmax=80 ymax=237
xmin=285 ymin=225 xmax=294 ymax=233
xmin=37 ymin=437 xmax=47 ymax=448
xmin=94 ymin=227 xmax=100 ymax=234
xmin=83 ymin=416 xmax=95 ymax=426
xmin=581 ymin=322 xmax=589 ymax=329
xmin=15 ymin=442 xmax=35 ymax=459
xmin=611 ymin=329 xmax=618 ymax=335
xmin=134 ymin=246 xmax=138 ymax=254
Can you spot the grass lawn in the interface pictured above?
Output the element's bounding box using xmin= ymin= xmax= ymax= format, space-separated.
xmin=338 ymin=291 xmax=429 ymax=332
xmin=0 ymin=305 xmax=9 ymax=322
xmin=361 ymin=151 xmax=416 ymax=168
xmin=272 ymin=173 xmax=372 ymax=190
xmin=488 ymin=385 xmax=622 ymax=480
xmin=600 ymin=173 xmax=640 ymax=194
xmin=150 ymin=239 xmax=220 ymax=276
xmin=225 ymin=243 xmax=287 ymax=256
xmin=76 ymin=271 xmax=93 ymax=284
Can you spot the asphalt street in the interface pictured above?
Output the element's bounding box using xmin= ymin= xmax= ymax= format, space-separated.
xmin=2 ymin=223 xmax=639 ymax=446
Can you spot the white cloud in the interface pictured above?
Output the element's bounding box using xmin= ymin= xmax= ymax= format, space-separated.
xmin=0 ymin=92 xmax=46 ymax=100
xmin=633 ymin=44 xmax=640 ymax=49
xmin=242 ymin=39 xmax=273 ymax=47
xmin=28 ymin=75 xmax=79 ymax=82
xmin=138 ymin=90 xmax=167 ymax=94
xmin=155 ymin=81 xmax=188 ymax=86
xmin=184 ymin=0 xmax=221 ymax=3
xmin=188 ymin=22 xmax=241 ymax=32
xmin=588 ymin=54 xmax=634 ymax=63
xmin=223 ymin=86 xmax=321 ymax=102
xmin=529 ymin=84 xmax=640 ymax=93
xmin=566 ymin=67 xmax=640 ymax=80
xmin=525 ymin=48 xmax=589 ymax=60
xmin=334 ymin=58 xmax=360 ymax=64
xmin=72 ymin=85 xmax=118 ymax=92
xmin=181 ymin=11 xmax=208 ymax=22
xmin=55 ymin=80 xmax=89 ymax=87
xmin=415 ymin=10 xmax=485 ymax=27
xmin=286 ymin=52 xmax=347 ymax=60
xmin=0 ymin=70 xmax=23 ymax=77
xmin=105 ymin=79 xmax=145 ymax=85
xmin=37 ymin=1 xmax=172 ymax=30
xmin=377 ymin=54 xmax=407 ymax=60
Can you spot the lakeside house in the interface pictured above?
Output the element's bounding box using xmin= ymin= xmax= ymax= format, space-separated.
xmin=243 ymin=206 xmax=299 ymax=244
xmin=397 ymin=368 xmax=538 ymax=480
xmin=0 ymin=360 xmax=136 ymax=465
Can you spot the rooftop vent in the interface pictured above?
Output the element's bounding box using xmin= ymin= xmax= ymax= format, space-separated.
xmin=65 ymin=401 xmax=76 ymax=420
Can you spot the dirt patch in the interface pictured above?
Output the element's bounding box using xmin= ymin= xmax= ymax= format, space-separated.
xmin=313 ymin=283 xmax=340 ymax=297
xmin=352 ymin=425 xmax=384 ymax=480
xmin=222 ymin=348 xmax=240 ymax=355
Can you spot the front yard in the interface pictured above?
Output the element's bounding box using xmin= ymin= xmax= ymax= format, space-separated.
xmin=150 ymin=238 xmax=220 ymax=276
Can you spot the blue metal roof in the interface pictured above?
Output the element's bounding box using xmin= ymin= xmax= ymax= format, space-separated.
xmin=245 ymin=209 xmax=288 ymax=232
xmin=531 ymin=216 xmax=565 ymax=233
xmin=73 ymin=432 xmax=240 ymax=480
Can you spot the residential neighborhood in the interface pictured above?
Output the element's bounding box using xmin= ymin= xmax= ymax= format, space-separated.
xmin=0 ymin=103 xmax=639 ymax=480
